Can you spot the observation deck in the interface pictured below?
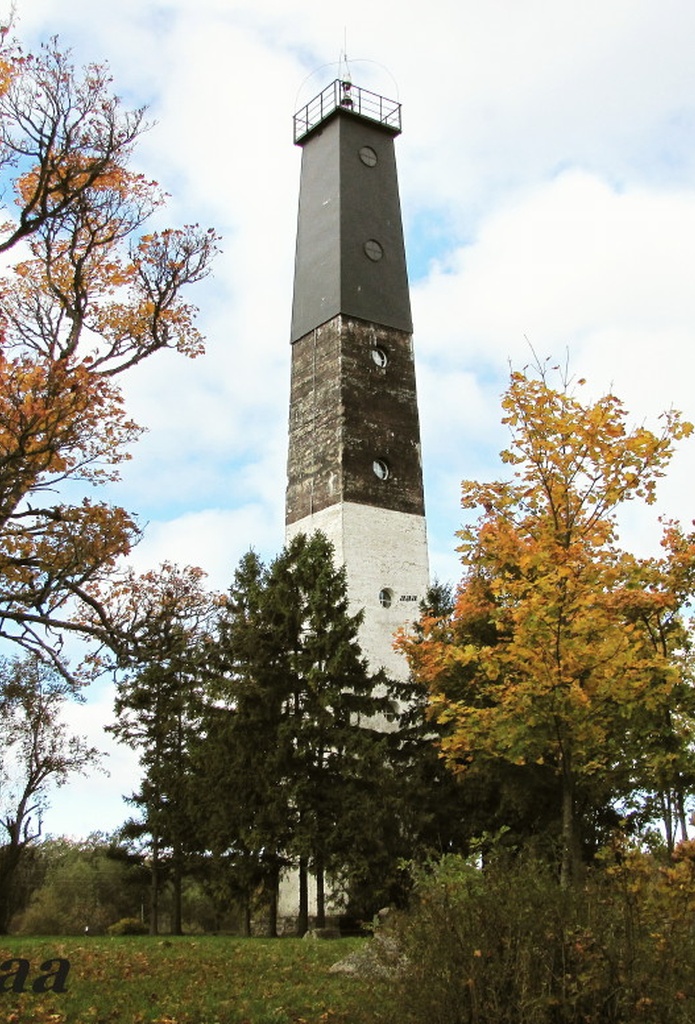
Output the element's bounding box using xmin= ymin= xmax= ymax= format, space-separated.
xmin=293 ymin=80 xmax=402 ymax=144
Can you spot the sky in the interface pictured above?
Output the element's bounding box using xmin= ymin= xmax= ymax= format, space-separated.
xmin=6 ymin=0 xmax=695 ymax=839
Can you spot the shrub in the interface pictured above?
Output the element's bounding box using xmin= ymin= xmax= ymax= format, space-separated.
xmin=12 ymin=837 xmax=147 ymax=935
xmin=381 ymin=847 xmax=695 ymax=1024
xmin=107 ymin=917 xmax=149 ymax=936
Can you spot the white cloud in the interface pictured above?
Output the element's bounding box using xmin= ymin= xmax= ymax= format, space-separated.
xmin=128 ymin=505 xmax=284 ymax=591
xmin=42 ymin=682 xmax=138 ymax=841
xmin=414 ymin=168 xmax=695 ymax=565
xmin=417 ymin=171 xmax=695 ymax=360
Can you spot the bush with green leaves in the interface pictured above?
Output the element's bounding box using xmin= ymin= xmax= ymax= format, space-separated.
xmin=107 ymin=917 xmax=149 ymax=936
xmin=13 ymin=837 xmax=147 ymax=935
xmin=382 ymin=845 xmax=695 ymax=1024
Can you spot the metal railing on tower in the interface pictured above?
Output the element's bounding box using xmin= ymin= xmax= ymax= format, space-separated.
xmin=293 ymin=80 xmax=402 ymax=144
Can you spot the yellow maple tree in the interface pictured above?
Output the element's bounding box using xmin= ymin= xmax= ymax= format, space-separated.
xmin=399 ymin=364 xmax=695 ymax=883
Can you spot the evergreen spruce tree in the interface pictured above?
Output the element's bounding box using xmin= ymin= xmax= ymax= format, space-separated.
xmin=194 ymin=534 xmax=396 ymax=933
xmin=190 ymin=550 xmax=294 ymax=936
xmin=274 ymin=532 xmax=395 ymax=929
xmin=109 ymin=565 xmax=214 ymax=934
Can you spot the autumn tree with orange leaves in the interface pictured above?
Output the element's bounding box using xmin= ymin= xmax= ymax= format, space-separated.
xmin=399 ymin=365 xmax=695 ymax=885
xmin=0 ymin=36 xmax=218 ymax=674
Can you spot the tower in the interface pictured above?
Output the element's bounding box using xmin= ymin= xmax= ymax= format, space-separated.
xmin=286 ymin=79 xmax=429 ymax=680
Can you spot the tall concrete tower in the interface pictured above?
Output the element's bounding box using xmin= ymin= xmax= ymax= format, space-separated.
xmin=286 ymin=79 xmax=429 ymax=680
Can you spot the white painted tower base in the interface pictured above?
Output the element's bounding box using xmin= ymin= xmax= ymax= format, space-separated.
xmin=278 ymin=505 xmax=429 ymax=925
xmin=286 ymin=502 xmax=429 ymax=682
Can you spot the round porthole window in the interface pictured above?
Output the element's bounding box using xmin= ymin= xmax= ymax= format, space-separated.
xmin=371 ymin=346 xmax=388 ymax=368
xmin=364 ymin=239 xmax=383 ymax=262
xmin=373 ymin=458 xmax=390 ymax=480
xmin=379 ymin=588 xmax=393 ymax=609
xmin=359 ymin=145 xmax=378 ymax=167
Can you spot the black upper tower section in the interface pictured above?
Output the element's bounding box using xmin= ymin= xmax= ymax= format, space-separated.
xmin=290 ymin=80 xmax=412 ymax=342
xmin=286 ymin=80 xmax=425 ymax=525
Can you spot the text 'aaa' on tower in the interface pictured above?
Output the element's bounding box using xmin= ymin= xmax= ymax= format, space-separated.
xmin=285 ymin=79 xmax=429 ymax=680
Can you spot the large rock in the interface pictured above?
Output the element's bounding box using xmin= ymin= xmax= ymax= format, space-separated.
xmin=329 ymin=934 xmax=405 ymax=978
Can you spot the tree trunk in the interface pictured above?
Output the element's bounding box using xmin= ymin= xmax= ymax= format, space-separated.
xmin=659 ymin=791 xmax=675 ymax=853
xmin=171 ymin=844 xmax=183 ymax=935
xmin=149 ymin=836 xmax=159 ymax=936
xmin=560 ymin=757 xmax=579 ymax=888
xmin=677 ymin=789 xmax=689 ymax=844
xmin=315 ymin=859 xmax=325 ymax=928
xmin=241 ymin=895 xmax=251 ymax=937
xmin=266 ymin=861 xmax=279 ymax=937
xmin=297 ymin=857 xmax=309 ymax=936
xmin=0 ymin=844 xmax=22 ymax=934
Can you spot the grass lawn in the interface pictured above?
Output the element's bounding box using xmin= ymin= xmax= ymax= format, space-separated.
xmin=0 ymin=935 xmax=392 ymax=1024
